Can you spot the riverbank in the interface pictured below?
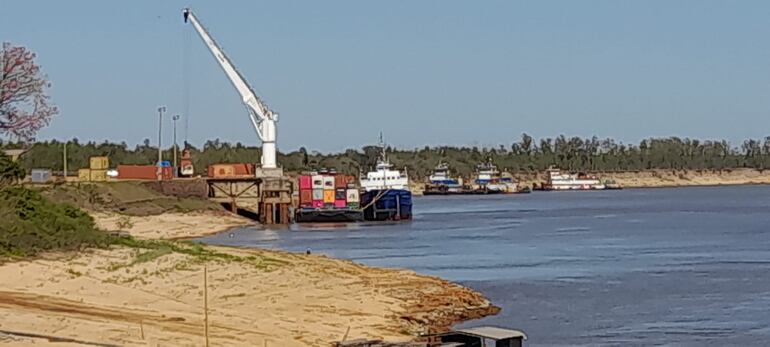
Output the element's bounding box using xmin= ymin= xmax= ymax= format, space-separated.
xmin=0 ymin=243 xmax=496 ymax=346
xmin=0 ymin=184 xmax=498 ymax=346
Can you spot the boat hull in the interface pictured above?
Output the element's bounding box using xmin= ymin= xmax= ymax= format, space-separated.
xmin=361 ymin=189 xmax=412 ymax=221
xmin=295 ymin=208 xmax=364 ymax=223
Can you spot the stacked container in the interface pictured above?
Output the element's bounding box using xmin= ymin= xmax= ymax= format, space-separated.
xmin=298 ymin=175 xmax=312 ymax=208
xmin=346 ymin=189 xmax=360 ymax=209
xmin=89 ymin=156 xmax=109 ymax=182
xmin=78 ymin=168 xmax=91 ymax=182
xmin=311 ymin=174 xmax=324 ymax=208
xmin=297 ymin=173 xmax=360 ymax=210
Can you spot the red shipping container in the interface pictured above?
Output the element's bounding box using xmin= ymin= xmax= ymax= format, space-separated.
xmin=207 ymin=163 xmax=256 ymax=178
xmin=334 ymin=199 xmax=346 ymax=208
xmin=299 ymin=189 xmax=313 ymax=204
xmin=299 ymin=175 xmax=312 ymax=190
xmin=312 ymin=200 xmax=324 ymax=208
xmin=334 ymin=175 xmax=348 ymax=188
xmin=118 ymin=165 xmax=159 ymax=180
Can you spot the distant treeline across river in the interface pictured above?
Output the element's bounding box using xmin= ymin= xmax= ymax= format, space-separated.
xmin=4 ymin=134 xmax=770 ymax=178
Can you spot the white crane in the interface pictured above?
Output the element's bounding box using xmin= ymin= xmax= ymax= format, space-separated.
xmin=183 ymin=8 xmax=279 ymax=170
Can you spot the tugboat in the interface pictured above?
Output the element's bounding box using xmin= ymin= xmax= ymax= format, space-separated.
xmin=472 ymin=161 xmax=518 ymax=194
xmin=423 ymin=162 xmax=464 ymax=195
xmin=358 ymin=135 xmax=412 ymax=221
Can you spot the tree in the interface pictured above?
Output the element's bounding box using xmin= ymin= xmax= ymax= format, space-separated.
xmin=0 ymin=152 xmax=24 ymax=187
xmin=0 ymin=43 xmax=58 ymax=141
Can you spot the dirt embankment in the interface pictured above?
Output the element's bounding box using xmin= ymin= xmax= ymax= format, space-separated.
xmin=37 ymin=181 xmax=254 ymax=240
xmin=0 ymin=244 xmax=497 ymax=346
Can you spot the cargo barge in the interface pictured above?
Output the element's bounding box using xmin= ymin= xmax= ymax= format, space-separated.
xmin=536 ymin=168 xmax=621 ymax=190
xmin=294 ymin=171 xmax=365 ymax=223
xmin=294 ymin=137 xmax=413 ymax=223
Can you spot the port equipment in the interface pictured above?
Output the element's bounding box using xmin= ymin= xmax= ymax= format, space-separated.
xmin=183 ymin=8 xmax=279 ymax=172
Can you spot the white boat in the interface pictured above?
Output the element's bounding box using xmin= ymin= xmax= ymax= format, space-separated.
xmin=359 ymin=139 xmax=410 ymax=192
xmin=472 ymin=161 xmax=518 ymax=193
xmin=543 ymin=168 xmax=605 ymax=190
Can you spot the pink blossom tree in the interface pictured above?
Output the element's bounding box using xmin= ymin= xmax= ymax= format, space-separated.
xmin=0 ymin=42 xmax=58 ymax=141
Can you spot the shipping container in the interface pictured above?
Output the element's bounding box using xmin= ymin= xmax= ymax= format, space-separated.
xmin=207 ymin=163 xmax=255 ymax=178
xmin=346 ymin=189 xmax=360 ymax=202
xmin=89 ymin=156 xmax=109 ymax=170
xmin=299 ymin=189 xmax=313 ymax=204
xmin=90 ymin=169 xmax=108 ymax=182
xmin=334 ymin=175 xmax=349 ymax=188
xmin=311 ymin=175 xmax=324 ymax=189
xmin=299 ymin=175 xmax=312 ymax=190
xmin=78 ymin=168 xmax=91 ymax=181
xmin=312 ymin=200 xmax=324 ymax=208
xmin=31 ymin=169 xmax=52 ymax=183
xmin=334 ymin=199 xmax=346 ymax=208
xmin=117 ymin=165 xmax=172 ymax=180
xmin=312 ymin=188 xmax=324 ymax=201
xmin=323 ymin=189 xmax=335 ymax=203
xmin=322 ymin=176 xmax=335 ymax=189
xmin=335 ymin=188 xmax=346 ymax=200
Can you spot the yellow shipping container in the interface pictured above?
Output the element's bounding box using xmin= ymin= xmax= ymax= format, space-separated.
xmin=90 ymin=156 xmax=109 ymax=170
xmin=78 ymin=169 xmax=91 ymax=182
xmin=323 ymin=189 xmax=335 ymax=203
xmin=89 ymin=169 xmax=107 ymax=182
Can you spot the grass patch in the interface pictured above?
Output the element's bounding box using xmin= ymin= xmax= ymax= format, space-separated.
xmin=0 ymin=187 xmax=110 ymax=260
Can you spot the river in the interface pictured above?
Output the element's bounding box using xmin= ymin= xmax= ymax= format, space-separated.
xmin=199 ymin=185 xmax=770 ymax=346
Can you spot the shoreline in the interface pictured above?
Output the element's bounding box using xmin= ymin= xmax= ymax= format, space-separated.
xmin=0 ymin=211 xmax=498 ymax=346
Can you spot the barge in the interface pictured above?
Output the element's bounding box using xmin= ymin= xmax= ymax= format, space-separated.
xmin=537 ymin=168 xmax=621 ymax=190
xmin=294 ymin=136 xmax=413 ymax=223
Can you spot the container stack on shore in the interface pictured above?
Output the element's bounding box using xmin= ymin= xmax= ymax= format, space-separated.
xmin=79 ymin=156 xmax=109 ymax=182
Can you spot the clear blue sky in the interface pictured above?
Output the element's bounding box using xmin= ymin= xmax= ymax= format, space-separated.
xmin=3 ymin=1 xmax=770 ymax=152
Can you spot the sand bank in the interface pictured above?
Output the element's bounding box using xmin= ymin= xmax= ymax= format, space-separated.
xmin=90 ymin=211 xmax=253 ymax=240
xmin=0 ymin=243 xmax=496 ymax=346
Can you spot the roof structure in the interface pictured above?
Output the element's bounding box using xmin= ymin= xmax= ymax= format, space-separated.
xmin=2 ymin=148 xmax=29 ymax=161
xmin=453 ymin=326 xmax=527 ymax=340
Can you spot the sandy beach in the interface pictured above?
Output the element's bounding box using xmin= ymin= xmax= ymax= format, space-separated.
xmin=90 ymin=211 xmax=254 ymax=240
xmin=0 ymin=211 xmax=497 ymax=346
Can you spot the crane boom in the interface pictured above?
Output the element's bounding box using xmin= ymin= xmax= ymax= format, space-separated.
xmin=183 ymin=8 xmax=278 ymax=169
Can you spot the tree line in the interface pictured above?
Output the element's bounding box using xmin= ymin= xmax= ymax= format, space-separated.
xmin=4 ymin=134 xmax=770 ymax=179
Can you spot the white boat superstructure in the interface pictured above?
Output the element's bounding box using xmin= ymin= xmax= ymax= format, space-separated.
xmin=359 ymin=138 xmax=410 ymax=192
xmin=473 ymin=161 xmax=518 ymax=193
xmin=544 ymin=168 xmax=605 ymax=190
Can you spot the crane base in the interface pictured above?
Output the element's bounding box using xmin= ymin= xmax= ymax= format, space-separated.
xmin=254 ymin=167 xmax=284 ymax=178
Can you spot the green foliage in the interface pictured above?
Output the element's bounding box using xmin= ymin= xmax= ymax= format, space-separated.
xmin=5 ymin=134 xmax=770 ymax=179
xmin=0 ymin=152 xmax=24 ymax=187
xmin=0 ymin=186 xmax=108 ymax=259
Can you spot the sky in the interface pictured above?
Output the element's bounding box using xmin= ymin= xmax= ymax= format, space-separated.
xmin=2 ymin=1 xmax=770 ymax=152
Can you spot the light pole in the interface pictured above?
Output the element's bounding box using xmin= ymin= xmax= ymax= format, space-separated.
xmin=172 ymin=114 xmax=180 ymax=176
xmin=157 ymin=106 xmax=166 ymax=180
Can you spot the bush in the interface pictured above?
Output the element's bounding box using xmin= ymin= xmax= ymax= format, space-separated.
xmin=0 ymin=187 xmax=109 ymax=258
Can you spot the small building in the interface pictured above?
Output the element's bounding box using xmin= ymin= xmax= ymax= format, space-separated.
xmin=433 ymin=326 xmax=527 ymax=347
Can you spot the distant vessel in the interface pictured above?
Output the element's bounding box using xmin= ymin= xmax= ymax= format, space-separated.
xmin=424 ymin=162 xmax=464 ymax=195
xmin=358 ymin=135 xmax=412 ymax=221
xmin=472 ymin=161 xmax=518 ymax=194
xmin=541 ymin=168 xmax=606 ymax=190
